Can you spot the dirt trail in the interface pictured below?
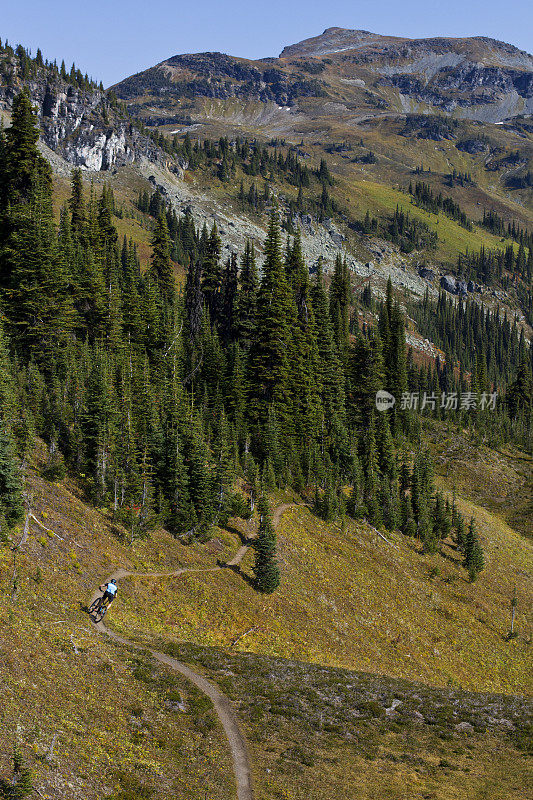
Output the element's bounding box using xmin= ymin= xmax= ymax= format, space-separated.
xmin=89 ymin=502 xmax=294 ymax=800
xmin=272 ymin=502 xmax=293 ymax=529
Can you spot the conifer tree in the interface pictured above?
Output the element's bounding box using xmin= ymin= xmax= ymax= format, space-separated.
xmin=0 ymin=745 xmax=33 ymax=798
xmin=310 ymin=262 xmax=345 ymax=432
xmin=69 ymin=168 xmax=86 ymax=239
xmin=381 ymin=475 xmax=399 ymax=531
xmin=184 ymin=259 xmax=203 ymax=344
xmin=201 ymin=223 xmax=222 ymax=320
xmin=401 ymin=492 xmax=417 ymax=537
xmin=0 ymin=321 xmax=18 ymax=432
xmin=463 ymin=517 xmax=485 ymax=581
xmin=319 ymin=473 xmax=339 ymax=522
xmin=376 ymin=411 xmax=395 ymax=479
xmin=185 ymin=417 xmax=213 ymax=533
xmin=506 ymin=359 xmax=532 ymax=415
xmin=285 ymin=230 xmax=310 ymax=321
xmin=0 ymin=91 xmax=75 ymax=364
xmin=235 ymin=240 xmax=258 ymax=348
xmin=248 ymin=212 xmax=292 ymax=449
xmin=349 ymin=332 xmax=384 ymax=427
xmin=362 ymin=415 xmax=381 ymax=524
xmin=347 ymin=453 xmax=363 ymax=518
xmin=253 ymin=496 xmax=280 ymax=593
xmin=165 ymin=425 xmax=194 ymax=536
xmin=0 ymin=426 xmax=24 ymax=529
xmin=389 ymin=301 xmax=408 ymax=426
xmin=0 ymin=90 xmax=42 ymax=206
xmin=213 ymin=410 xmax=234 ymax=520
xmin=219 ymin=254 xmax=238 ymax=342
xmin=150 ymin=213 xmax=175 ymax=303
xmin=329 ymin=253 xmax=351 ymax=351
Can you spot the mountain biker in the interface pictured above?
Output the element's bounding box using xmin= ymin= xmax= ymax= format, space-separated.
xmin=98 ymin=578 xmax=118 ymax=609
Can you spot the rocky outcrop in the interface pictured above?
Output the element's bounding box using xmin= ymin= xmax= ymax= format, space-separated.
xmin=0 ymin=52 xmax=167 ymax=171
xmin=379 ymin=61 xmax=533 ymax=119
xmin=39 ymin=87 xmax=164 ymax=170
xmin=440 ymin=275 xmax=482 ymax=295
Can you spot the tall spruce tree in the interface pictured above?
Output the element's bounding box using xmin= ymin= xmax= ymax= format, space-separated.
xmin=0 ymin=426 xmax=24 ymax=530
xmin=201 ymin=223 xmax=222 ymax=321
xmin=0 ymin=91 xmax=75 ymax=365
xmin=248 ymin=212 xmax=293 ymax=455
xmin=253 ymin=496 xmax=280 ymax=593
xmin=235 ymin=240 xmax=258 ymax=348
xmin=329 ymin=253 xmax=351 ymax=351
xmin=150 ymin=213 xmax=175 ymax=304
xmin=219 ymin=253 xmax=238 ymax=342
xmin=463 ymin=517 xmax=485 ymax=581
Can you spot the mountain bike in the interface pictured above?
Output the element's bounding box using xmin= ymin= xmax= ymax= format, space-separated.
xmin=88 ymin=594 xmax=112 ymax=623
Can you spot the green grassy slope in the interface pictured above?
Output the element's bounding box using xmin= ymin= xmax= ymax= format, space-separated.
xmin=1 ymin=439 xmax=531 ymax=799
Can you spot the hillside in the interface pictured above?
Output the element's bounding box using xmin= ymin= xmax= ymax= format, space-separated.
xmin=0 ymin=444 xmax=531 ymax=799
xmin=111 ymin=27 xmax=533 ymax=229
xmin=115 ymin=28 xmax=533 ymax=124
xmin=1 ymin=31 xmax=532 ymax=322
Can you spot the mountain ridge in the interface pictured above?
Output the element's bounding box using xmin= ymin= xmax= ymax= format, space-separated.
xmin=112 ymin=27 xmax=533 ymax=125
xmin=279 ymin=26 xmax=533 ymax=61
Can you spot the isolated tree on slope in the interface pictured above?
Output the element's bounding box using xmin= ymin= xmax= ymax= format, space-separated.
xmin=0 ymin=745 xmax=33 ymax=798
xmin=253 ymin=496 xmax=280 ymax=594
xmin=463 ymin=517 xmax=485 ymax=582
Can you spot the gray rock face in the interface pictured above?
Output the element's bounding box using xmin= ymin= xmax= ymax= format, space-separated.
xmin=383 ymin=59 xmax=533 ymax=121
xmin=418 ymin=267 xmax=435 ymax=281
xmin=440 ymin=275 xmax=478 ymax=295
xmin=0 ymin=71 xmax=165 ymax=172
xmin=440 ymin=275 xmax=458 ymax=293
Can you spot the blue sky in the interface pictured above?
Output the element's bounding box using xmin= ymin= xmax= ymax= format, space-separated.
xmin=2 ymin=0 xmax=532 ymax=87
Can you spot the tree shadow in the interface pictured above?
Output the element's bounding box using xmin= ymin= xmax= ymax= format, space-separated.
xmin=224 ymin=525 xmax=248 ymax=544
xmin=438 ymin=548 xmax=462 ymax=565
xmin=216 ymin=560 xmax=255 ymax=588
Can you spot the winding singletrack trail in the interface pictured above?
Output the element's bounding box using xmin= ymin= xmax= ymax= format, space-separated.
xmin=88 ymin=502 xmax=295 ymax=800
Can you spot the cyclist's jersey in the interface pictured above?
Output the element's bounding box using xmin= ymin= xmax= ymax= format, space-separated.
xmin=106 ymin=583 xmax=117 ymax=597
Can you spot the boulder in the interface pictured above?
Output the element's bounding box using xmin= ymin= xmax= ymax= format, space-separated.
xmin=455 ymin=722 xmax=474 ymax=733
xmin=440 ymin=275 xmax=457 ymax=293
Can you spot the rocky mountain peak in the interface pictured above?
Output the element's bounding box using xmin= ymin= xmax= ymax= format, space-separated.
xmin=280 ymin=27 xmax=388 ymax=59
